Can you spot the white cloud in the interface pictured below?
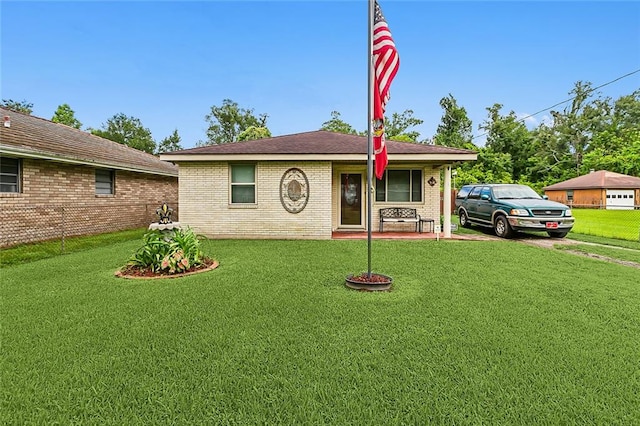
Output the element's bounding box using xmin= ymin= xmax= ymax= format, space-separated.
xmin=516 ymin=112 xmax=539 ymax=129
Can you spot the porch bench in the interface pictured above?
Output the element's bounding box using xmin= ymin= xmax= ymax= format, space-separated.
xmin=379 ymin=208 xmax=420 ymax=232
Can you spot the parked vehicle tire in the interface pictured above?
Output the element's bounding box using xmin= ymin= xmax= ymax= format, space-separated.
xmin=494 ymin=215 xmax=513 ymax=238
xmin=459 ymin=210 xmax=471 ymax=228
xmin=547 ymin=231 xmax=569 ymax=238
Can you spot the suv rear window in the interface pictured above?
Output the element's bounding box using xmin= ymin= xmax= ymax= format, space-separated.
xmin=467 ymin=186 xmax=482 ymax=199
xmin=456 ymin=185 xmax=473 ymax=199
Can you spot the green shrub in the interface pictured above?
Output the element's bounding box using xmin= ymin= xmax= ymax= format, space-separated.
xmin=128 ymin=227 xmax=206 ymax=274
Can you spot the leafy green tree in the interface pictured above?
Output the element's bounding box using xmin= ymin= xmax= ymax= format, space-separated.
xmin=157 ymin=129 xmax=183 ymax=154
xmin=454 ymin=148 xmax=513 ymax=187
xmin=91 ymin=113 xmax=156 ymax=154
xmin=238 ymin=126 xmax=272 ymax=141
xmin=202 ymin=99 xmax=268 ymax=145
xmin=51 ymin=103 xmax=82 ymax=129
xmin=1 ymin=99 xmax=33 ymax=114
xmin=385 ymin=109 xmax=423 ymax=141
xmin=546 ymin=81 xmax=599 ymax=175
xmin=320 ymin=111 xmax=358 ymax=134
xmin=582 ymin=128 xmax=640 ymax=176
xmin=527 ymin=122 xmax=576 ymax=186
xmin=432 ymin=94 xmax=473 ymax=148
xmin=321 ymin=109 xmax=423 ymax=141
xmin=479 ymin=104 xmax=534 ymax=181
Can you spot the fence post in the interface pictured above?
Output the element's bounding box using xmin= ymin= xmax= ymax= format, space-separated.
xmin=61 ymin=206 xmax=65 ymax=253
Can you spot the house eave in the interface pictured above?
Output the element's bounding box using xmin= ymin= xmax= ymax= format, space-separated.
xmin=160 ymin=153 xmax=478 ymax=163
xmin=1 ymin=145 xmax=178 ymax=177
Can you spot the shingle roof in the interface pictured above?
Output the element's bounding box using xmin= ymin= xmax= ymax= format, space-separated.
xmin=167 ymin=130 xmax=475 ymax=155
xmin=544 ymin=170 xmax=640 ymax=190
xmin=0 ymin=107 xmax=178 ymax=176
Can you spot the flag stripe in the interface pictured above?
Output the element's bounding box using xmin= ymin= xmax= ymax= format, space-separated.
xmin=372 ymin=0 xmax=398 ymax=180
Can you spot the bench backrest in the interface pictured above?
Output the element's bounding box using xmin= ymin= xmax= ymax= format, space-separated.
xmin=379 ymin=208 xmax=417 ymax=219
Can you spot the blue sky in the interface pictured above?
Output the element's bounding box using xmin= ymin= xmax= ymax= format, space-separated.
xmin=2 ymin=1 xmax=639 ymax=149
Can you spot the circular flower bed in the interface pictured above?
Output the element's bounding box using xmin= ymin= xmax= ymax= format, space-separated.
xmin=116 ymin=257 xmax=219 ymax=279
xmin=116 ymin=227 xmax=217 ymax=279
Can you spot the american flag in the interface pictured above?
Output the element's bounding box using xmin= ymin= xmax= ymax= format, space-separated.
xmin=372 ymin=0 xmax=399 ymax=180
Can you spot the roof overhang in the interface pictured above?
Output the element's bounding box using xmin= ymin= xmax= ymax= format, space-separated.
xmin=1 ymin=145 xmax=178 ymax=177
xmin=160 ymin=153 xmax=478 ymax=163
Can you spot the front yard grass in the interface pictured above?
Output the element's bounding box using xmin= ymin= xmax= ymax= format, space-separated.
xmin=2 ymin=238 xmax=639 ymax=424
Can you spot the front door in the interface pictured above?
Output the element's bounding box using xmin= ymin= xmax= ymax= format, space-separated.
xmin=340 ymin=173 xmax=363 ymax=227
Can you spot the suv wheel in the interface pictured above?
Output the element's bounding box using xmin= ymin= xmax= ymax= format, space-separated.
xmin=547 ymin=231 xmax=568 ymax=238
xmin=459 ymin=210 xmax=471 ymax=228
xmin=494 ymin=216 xmax=513 ymax=238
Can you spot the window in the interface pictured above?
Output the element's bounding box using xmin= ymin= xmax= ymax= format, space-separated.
xmin=0 ymin=157 xmax=21 ymax=193
xmin=95 ymin=169 xmax=114 ymax=195
xmin=566 ymin=190 xmax=574 ymax=201
xmin=480 ymin=186 xmax=491 ymax=199
xmin=467 ymin=186 xmax=482 ymax=200
xmin=456 ymin=185 xmax=472 ymax=199
xmin=375 ymin=169 xmax=422 ymax=202
xmin=231 ymin=164 xmax=256 ymax=204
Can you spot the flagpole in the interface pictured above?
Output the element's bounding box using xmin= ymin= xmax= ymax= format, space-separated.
xmin=367 ymin=0 xmax=374 ymax=278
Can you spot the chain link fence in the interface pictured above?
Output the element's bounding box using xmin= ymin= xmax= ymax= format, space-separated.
xmin=0 ymin=202 xmax=179 ymax=250
xmin=570 ymin=204 xmax=640 ymax=241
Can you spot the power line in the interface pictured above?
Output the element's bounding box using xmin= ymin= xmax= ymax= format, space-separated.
xmin=472 ymin=68 xmax=640 ymax=141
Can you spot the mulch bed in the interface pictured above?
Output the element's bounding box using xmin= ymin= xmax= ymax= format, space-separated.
xmin=348 ymin=273 xmax=392 ymax=283
xmin=115 ymin=258 xmax=218 ymax=279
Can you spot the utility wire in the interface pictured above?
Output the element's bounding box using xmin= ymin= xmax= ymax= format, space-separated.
xmin=472 ymin=68 xmax=640 ymax=141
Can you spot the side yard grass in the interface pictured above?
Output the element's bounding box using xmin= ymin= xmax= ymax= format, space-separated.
xmin=0 ymin=228 xmax=147 ymax=268
xmin=2 ymin=238 xmax=639 ymax=424
xmin=571 ymin=208 xmax=640 ymax=241
xmin=556 ymin=243 xmax=640 ymax=264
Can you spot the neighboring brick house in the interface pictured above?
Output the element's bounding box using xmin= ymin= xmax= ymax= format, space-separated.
xmin=0 ymin=107 xmax=178 ymax=247
xmin=160 ymin=131 xmax=476 ymax=239
xmin=544 ymin=170 xmax=640 ymax=210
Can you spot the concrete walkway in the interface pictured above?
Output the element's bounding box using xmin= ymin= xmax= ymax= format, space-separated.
xmin=332 ymin=231 xmax=498 ymax=241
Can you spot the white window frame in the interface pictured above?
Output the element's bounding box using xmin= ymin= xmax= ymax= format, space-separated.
xmin=375 ymin=169 xmax=423 ymax=203
xmin=230 ymin=164 xmax=256 ymax=205
xmin=1 ymin=157 xmax=21 ymax=193
xmin=95 ymin=168 xmax=115 ymax=195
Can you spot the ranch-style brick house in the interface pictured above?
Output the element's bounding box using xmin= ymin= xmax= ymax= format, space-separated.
xmin=0 ymin=107 xmax=178 ymax=247
xmin=160 ymin=131 xmax=476 ymax=239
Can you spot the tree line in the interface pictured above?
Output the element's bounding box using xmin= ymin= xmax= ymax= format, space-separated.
xmin=319 ymin=81 xmax=639 ymax=191
xmin=2 ymin=79 xmax=638 ymax=190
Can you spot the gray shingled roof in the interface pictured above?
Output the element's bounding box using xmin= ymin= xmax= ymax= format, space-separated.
xmin=544 ymin=170 xmax=640 ymax=190
xmin=167 ymin=130 xmax=475 ymax=155
xmin=0 ymin=107 xmax=178 ymax=176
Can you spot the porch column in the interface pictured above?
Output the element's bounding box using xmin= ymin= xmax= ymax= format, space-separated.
xmin=443 ymin=165 xmax=452 ymax=238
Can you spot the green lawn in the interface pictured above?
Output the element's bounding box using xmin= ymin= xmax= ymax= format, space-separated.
xmin=571 ymin=208 xmax=640 ymax=241
xmin=0 ymin=228 xmax=147 ymax=268
xmin=556 ymin=243 xmax=640 ymax=264
xmin=2 ymin=239 xmax=639 ymax=424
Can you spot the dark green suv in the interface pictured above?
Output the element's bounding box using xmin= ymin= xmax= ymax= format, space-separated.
xmin=455 ymin=184 xmax=575 ymax=238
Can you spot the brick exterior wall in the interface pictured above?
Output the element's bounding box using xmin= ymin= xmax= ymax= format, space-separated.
xmin=178 ymin=161 xmax=442 ymax=239
xmin=0 ymin=159 xmax=178 ymax=247
xmin=178 ymin=161 xmax=333 ymax=239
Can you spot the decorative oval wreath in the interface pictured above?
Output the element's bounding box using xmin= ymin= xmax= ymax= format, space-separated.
xmin=280 ymin=168 xmax=309 ymax=213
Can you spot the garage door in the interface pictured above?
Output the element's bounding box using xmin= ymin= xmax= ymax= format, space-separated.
xmin=605 ymin=189 xmax=635 ymax=210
